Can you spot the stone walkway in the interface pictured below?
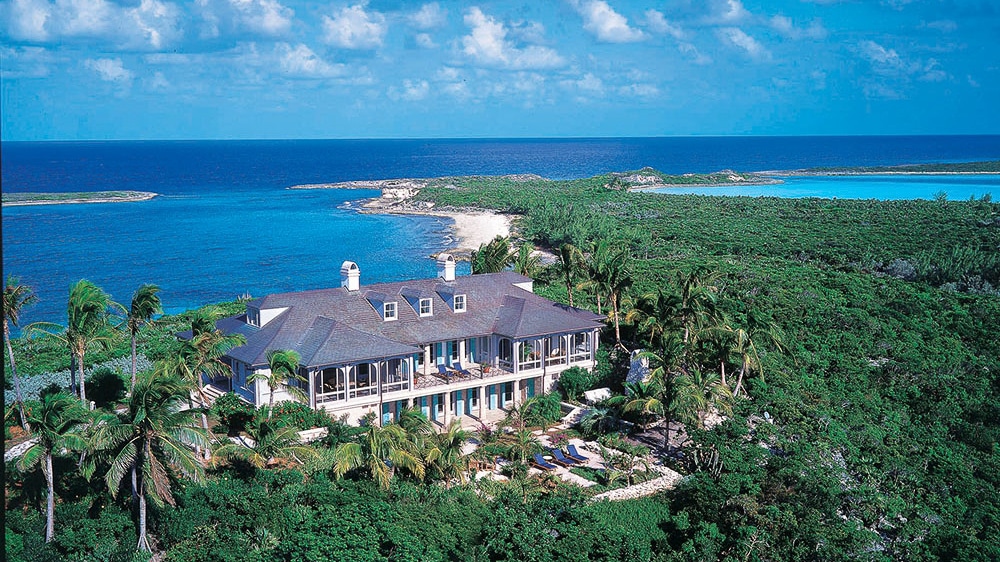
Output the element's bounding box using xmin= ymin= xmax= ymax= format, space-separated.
xmin=589 ymin=465 xmax=684 ymax=502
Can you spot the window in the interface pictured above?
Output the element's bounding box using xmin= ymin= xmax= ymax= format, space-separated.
xmin=419 ymin=298 xmax=432 ymax=317
xmin=383 ymin=302 xmax=397 ymax=321
xmin=453 ymin=294 xmax=466 ymax=312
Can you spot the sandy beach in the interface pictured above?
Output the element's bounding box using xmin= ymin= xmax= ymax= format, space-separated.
xmin=3 ymin=191 xmax=158 ymax=207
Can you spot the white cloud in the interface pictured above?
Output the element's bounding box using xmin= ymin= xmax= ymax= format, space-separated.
xmin=769 ymin=15 xmax=826 ymax=40
xmin=388 ymin=79 xmax=430 ymax=101
xmin=461 ymin=7 xmax=565 ymax=70
xmin=1 ymin=45 xmax=56 ymax=78
xmin=277 ymin=43 xmax=343 ymax=78
xmin=918 ymin=58 xmax=948 ymax=82
xmin=150 ymin=70 xmax=170 ymax=89
xmin=6 ymin=0 xmax=52 ymax=41
xmin=85 ymin=57 xmax=132 ymax=82
xmin=678 ymin=42 xmax=711 ymax=65
xmin=719 ymin=27 xmax=770 ymax=61
xmin=644 ymin=9 xmax=683 ymax=40
xmin=560 ymin=72 xmax=605 ymax=96
xmin=921 ymin=20 xmax=957 ymax=33
xmin=712 ymin=0 xmax=748 ymax=24
xmin=197 ymin=0 xmax=293 ymax=38
xmin=5 ymin=0 xmax=182 ymax=49
xmin=571 ymin=0 xmax=645 ymax=43
xmin=409 ymin=3 xmax=445 ymax=30
xmin=129 ymin=0 xmax=183 ymax=49
xmin=619 ymin=82 xmax=659 ymax=97
xmin=858 ymin=40 xmax=906 ymax=72
xmin=323 ymin=4 xmax=386 ymax=49
xmin=415 ymin=32 xmax=435 ymax=48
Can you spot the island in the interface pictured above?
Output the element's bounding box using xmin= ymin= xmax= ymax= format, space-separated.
xmin=2 ymin=190 xmax=158 ymax=207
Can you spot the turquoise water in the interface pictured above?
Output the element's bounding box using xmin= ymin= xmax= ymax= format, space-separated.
xmin=647 ymin=174 xmax=1000 ymax=200
xmin=3 ymin=186 xmax=465 ymax=325
xmin=4 ymin=137 xmax=999 ymax=327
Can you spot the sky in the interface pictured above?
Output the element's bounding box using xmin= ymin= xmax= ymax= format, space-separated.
xmin=1 ymin=0 xmax=998 ymax=140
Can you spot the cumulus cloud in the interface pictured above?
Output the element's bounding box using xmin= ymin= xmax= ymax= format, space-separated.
xmin=769 ymin=15 xmax=826 ymax=40
xmin=388 ymin=79 xmax=430 ymax=101
xmin=858 ymin=40 xmax=907 ymax=73
xmin=719 ymin=27 xmax=770 ymax=60
xmin=414 ymin=32 xmax=435 ymax=48
xmin=1 ymin=45 xmax=56 ymax=78
xmin=85 ymin=57 xmax=132 ymax=82
xmin=461 ymin=7 xmax=565 ymax=70
xmin=5 ymin=0 xmax=182 ymax=49
xmin=409 ymin=3 xmax=445 ymax=30
xmin=571 ymin=0 xmax=645 ymax=43
xmin=619 ymin=82 xmax=659 ymax=97
xmin=197 ymin=0 xmax=293 ymax=38
xmin=277 ymin=43 xmax=344 ymax=78
xmin=644 ymin=9 xmax=683 ymax=40
xmin=560 ymin=72 xmax=605 ymax=97
xmin=712 ymin=0 xmax=748 ymax=24
xmin=323 ymin=4 xmax=386 ymax=49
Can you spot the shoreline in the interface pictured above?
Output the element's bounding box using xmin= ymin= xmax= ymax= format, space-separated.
xmin=3 ymin=191 xmax=159 ymax=207
xmin=357 ymin=198 xmax=512 ymax=258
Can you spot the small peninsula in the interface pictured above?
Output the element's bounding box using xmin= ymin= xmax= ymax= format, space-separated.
xmin=2 ymin=191 xmax=159 ymax=207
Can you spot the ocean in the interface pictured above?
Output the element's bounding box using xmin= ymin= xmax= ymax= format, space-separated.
xmin=3 ymin=136 xmax=1000 ymax=327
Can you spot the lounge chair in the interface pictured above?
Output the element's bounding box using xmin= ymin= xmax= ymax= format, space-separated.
xmin=566 ymin=444 xmax=589 ymax=463
xmin=437 ymin=364 xmax=452 ymax=380
xmin=452 ymin=362 xmax=472 ymax=376
xmin=532 ymin=453 xmax=558 ymax=471
xmin=551 ymin=449 xmax=579 ymax=466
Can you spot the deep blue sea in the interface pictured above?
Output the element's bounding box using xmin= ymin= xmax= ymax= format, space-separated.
xmin=3 ymin=136 xmax=1000 ymax=328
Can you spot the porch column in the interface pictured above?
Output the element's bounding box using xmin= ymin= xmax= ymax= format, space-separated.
xmin=513 ymin=341 xmax=520 ymax=374
xmin=308 ymin=369 xmax=316 ymax=410
xmin=564 ymin=334 xmax=571 ymax=363
xmin=442 ymin=392 xmax=451 ymax=426
xmin=407 ymin=356 xmax=415 ymax=390
xmin=478 ymin=386 xmax=484 ymax=420
xmin=423 ymin=345 xmax=432 ymax=375
xmin=458 ymin=339 xmax=466 ymax=365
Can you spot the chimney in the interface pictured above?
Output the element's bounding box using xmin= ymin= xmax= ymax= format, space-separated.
xmin=437 ymin=253 xmax=455 ymax=282
xmin=340 ymin=261 xmax=360 ymax=291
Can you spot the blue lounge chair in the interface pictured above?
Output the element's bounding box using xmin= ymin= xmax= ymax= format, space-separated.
xmin=452 ymin=362 xmax=472 ymax=376
xmin=532 ymin=453 xmax=558 ymax=471
xmin=551 ymin=449 xmax=579 ymax=466
xmin=567 ymin=444 xmax=589 ymax=463
xmin=437 ymin=364 xmax=452 ymax=380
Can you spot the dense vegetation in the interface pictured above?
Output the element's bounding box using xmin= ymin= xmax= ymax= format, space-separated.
xmin=5 ymin=170 xmax=1000 ymax=561
xmin=2 ymin=191 xmax=157 ymax=205
xmin=782 ymin=160 xmax=1000 ymax=175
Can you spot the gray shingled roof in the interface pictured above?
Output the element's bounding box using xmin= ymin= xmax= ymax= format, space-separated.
xmin=218 ymin=270 xmax=605 ymax=369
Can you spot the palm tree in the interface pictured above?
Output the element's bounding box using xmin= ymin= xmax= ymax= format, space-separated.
xmin=333 ymin=422 xmax=425 ymax=490
xmin=624 ymin=288 xmax=682 ymax=353
xmin=471 ymin=235 xmax=515 ymax=274
xmin=577 ymin=406 xmax=620 ymax=437
xmin=424 ymin=420 xmax=472 ymax=488
xmin=673 ymin=369 xmax=733 ymax=429
xmin=607 ymin=380 xmax=668 ymax=432
xmin=213 ymin=419 xmax=317 ymax=470
xmin=729 ymin=311 xmax=786 ymax=397
xmin=3 ymin=275 xmax=38 ymax=430
xmin=553 ymin=243 xmax=583 ymax=306
xmin=676 ymin=267 xmax=721 ymax=348
xmin=250 ymin=349 xmax=306 ymax=417
xmin=17 ymin=392 xmax=89 ymax=542
xmin=512 ymin=243 xmax=542 ymax=278
xmin=92 ymin=372 xmax=207 ymax=552
xmin=498 ymin=427 xmax=541 ymax=466
xmin=166 ymin=317 xmax=245 ymax=457
xmin=601 ymin=245 xmax=633 ymax=349
xmin=125 ymin=284 xmax=162 ymax=391
xmin=66 ymin=280 xmax=120 ymax=406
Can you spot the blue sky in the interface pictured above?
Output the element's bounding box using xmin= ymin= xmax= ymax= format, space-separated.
xmin=1 ymin=0 xmax=998 ymax=140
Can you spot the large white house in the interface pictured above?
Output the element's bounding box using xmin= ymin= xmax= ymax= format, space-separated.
xmin=203 ymin=255 xmax=605 ymax=426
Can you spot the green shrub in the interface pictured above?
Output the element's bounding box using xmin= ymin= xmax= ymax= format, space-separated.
xmin=211 ymin=393 xmax=255 ymax=436
xmin=597 ymin=433 xmax=650 ymax=457
xmin=558 ymin=366 xmax=595 ymax=401
xmin=264 ymin=401 xmax=330 ymax=431
xmin=524 ymin=392 xmax=563 ymax=426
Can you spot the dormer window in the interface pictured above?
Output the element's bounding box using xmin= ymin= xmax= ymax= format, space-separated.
xmin=419 ymin=298 xmax=433 ymax=317
xmin=383 ymin=302 xmax=397 ymax=321
xmin=454 ymin=294 xmax=466 ymax=313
